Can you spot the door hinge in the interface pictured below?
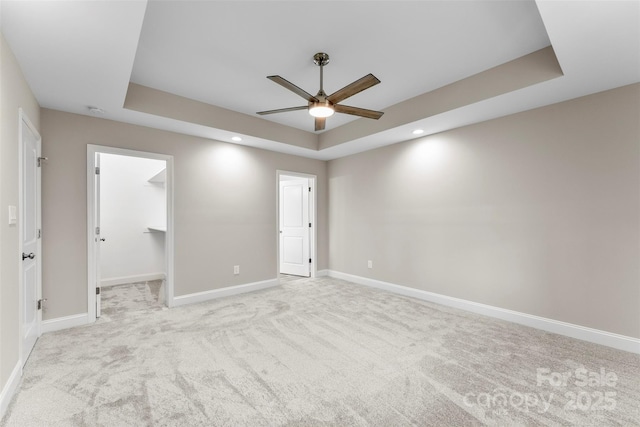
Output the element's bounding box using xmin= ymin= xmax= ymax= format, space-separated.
xmin=95 ymin=166 xmax=100 ymax=175
xmin=309 ymin=258 xmax=312 ymax=264
xmin=95 ymin=226 xmax=100 ymax=235
xmin=37 ymin=157 xmax=48 ymax=167
xmin=309 ymin=187 xmax=311 ymax=192
xmin=37 ymin=229 xmax=41 ymax=239
xmin=96 ymin=287 xmax=101 ymax=295
xmin=37 ymin=298 xmax=47 ymax=310
xmin=309 ymin=222 xmax=312 ymax=228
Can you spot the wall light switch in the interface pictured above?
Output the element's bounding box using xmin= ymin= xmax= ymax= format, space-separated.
xmin=367 ymin=260 xmax=373 ymax=269
xmin=234 ymin=265 xmax=240 ymax=275
xmin=8 ymin=206 xmax=17 ymax=226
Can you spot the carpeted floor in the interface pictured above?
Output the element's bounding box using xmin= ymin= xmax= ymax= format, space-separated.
xmin=98 ymin=280 xmax=165 ymax=322
xmin=2 ymin=277 xmax=639 ymax=426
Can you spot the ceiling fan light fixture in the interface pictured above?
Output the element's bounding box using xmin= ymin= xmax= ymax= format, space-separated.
xmin=257 ymin=52 xmax=383 ymax=130
xmin=309 ymin=101 xmax=334 ymax=118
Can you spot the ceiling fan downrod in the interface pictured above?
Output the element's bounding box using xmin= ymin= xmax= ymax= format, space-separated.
xmin=313 ymin=52 xmax=330 ymax=97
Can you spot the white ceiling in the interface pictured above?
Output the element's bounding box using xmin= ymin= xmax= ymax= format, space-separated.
xmin=1 ymin=0 xmax=639 ymax=160
xmin=131 ymin=0 xmax=550 ymax=132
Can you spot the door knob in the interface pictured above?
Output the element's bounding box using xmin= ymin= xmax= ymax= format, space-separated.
xmin=22 ymin=252 xmax=35 ymax=260
xmin=100 ymin=238 xmax=106 ymax=242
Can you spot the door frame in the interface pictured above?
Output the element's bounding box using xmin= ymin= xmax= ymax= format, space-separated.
xmin=18 ymin=108 xmax=42 ymax=365
xmin=276 ymin=170 xmax=317 ymax=279
xmin=87 ymin=145 xmax=175 ymax=322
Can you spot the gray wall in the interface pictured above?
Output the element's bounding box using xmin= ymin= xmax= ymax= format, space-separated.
xmin=41 ymin=109 xmax=328 ymax=320
xmin=0 ymin=33 xmax=41 ymax=395
xmin=328 ymin=83 xmax=640 ymax=338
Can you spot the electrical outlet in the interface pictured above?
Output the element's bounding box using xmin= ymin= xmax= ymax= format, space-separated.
xmin=234 ymin=265 xmax=240 ymax=275
xmin=367 ymin=260 xmax=373 ymax=269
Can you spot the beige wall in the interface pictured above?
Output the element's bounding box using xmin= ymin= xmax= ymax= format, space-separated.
xmin=40 ymin=109 xmax=328 ymax=320
xmin=328 ymin=83 xmax=640 ymax=338
xmin=0 ymin=33 xmax=41 ymax=393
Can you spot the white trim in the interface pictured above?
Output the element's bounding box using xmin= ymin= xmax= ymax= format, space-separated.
xmin=87 ymin=145 xmax=175 ymax=317
xmin=40 ymin=313 xmax=89 ymax=334
xmin=101 ymin=273 xmax=166 ymax=288
xmin=316 ymin=269 xmax=329 ymax=277
xmin=172 ymin=279 xmax=279 ymax=307
xmin=327 ymin=270 xmax=640 ymax=354
xmin=0 ymin=362 xmax=21 ymax=420
xmin=276 ymin=170 xmax=317 ymax=279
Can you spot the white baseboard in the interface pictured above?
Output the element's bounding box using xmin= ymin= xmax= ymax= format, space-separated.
xmin=327 ymin=270 xmax=640 ymax=354
xmin=41 ymin=313 xmax=89 ymax=334
xmin=0 ymin=362 xmax=21 ymax=420
xmin=172 ymin=279 xmax=279 ymax=307
xmin=316 ymin=269 xmax=329 ymax=277
xmin=101 ymin=273 xmax=166 ymax=288
xmin=41 ymin=279 xmax=279 ymax=330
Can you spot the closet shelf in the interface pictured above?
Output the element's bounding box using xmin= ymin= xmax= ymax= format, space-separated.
xmin=147 ymin=225 xmax=166 ymax=233
xmin=148 ymin=168 xmax=166 ymax=184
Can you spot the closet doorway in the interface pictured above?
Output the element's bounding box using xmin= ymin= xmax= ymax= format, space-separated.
xmin=87 ymin=145 xmax=174 ymax=322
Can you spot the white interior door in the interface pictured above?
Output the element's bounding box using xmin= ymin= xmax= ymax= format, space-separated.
xmin=94 ymin=153 xmax=102 ymax=317
xmin=279 ymin=178 xmax=310 ymax=277
xmin=20 ymin=112 xmax=41 ymax=365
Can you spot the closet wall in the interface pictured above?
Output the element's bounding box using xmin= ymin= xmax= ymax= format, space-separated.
xmin=99 ymin=153 xmax=166 ymax=286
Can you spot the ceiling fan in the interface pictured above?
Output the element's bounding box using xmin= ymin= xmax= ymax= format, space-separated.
xmin=257 ymin=52 xmax=384 ymax=131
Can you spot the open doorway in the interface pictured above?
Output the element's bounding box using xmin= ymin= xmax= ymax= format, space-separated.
xmin=277 ymin=171 xmax=317 ymax=281
xmin=87 ymin=145 xmax=174 ymax=322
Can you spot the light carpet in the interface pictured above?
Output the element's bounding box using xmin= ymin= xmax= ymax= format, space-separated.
xmin=2 ymin=277 xmax=639 ymax=426
xmin=98 ymin=280 xmax=165 ymax=322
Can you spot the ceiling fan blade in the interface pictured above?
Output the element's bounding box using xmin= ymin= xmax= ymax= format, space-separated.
xmin=256 ymin=106 xmax=308 ymax=115
xmin=267 ymin=75 xmax=319 ymax=102
xmin=315 ymin=117 xmax=326 ymax=131
xmin=327 ymin=73 xmax=381 ymax=104
xmin=334 ymin=104 xmax=384 ymax=120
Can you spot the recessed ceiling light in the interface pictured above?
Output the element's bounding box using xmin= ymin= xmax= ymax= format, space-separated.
xmin=412 ymin=129 xmax=424 ymax=135
xmin=88 ymin=106 xmax=105 ymax=115
xmin=231 ymin=136 xmax=242 ymax=142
